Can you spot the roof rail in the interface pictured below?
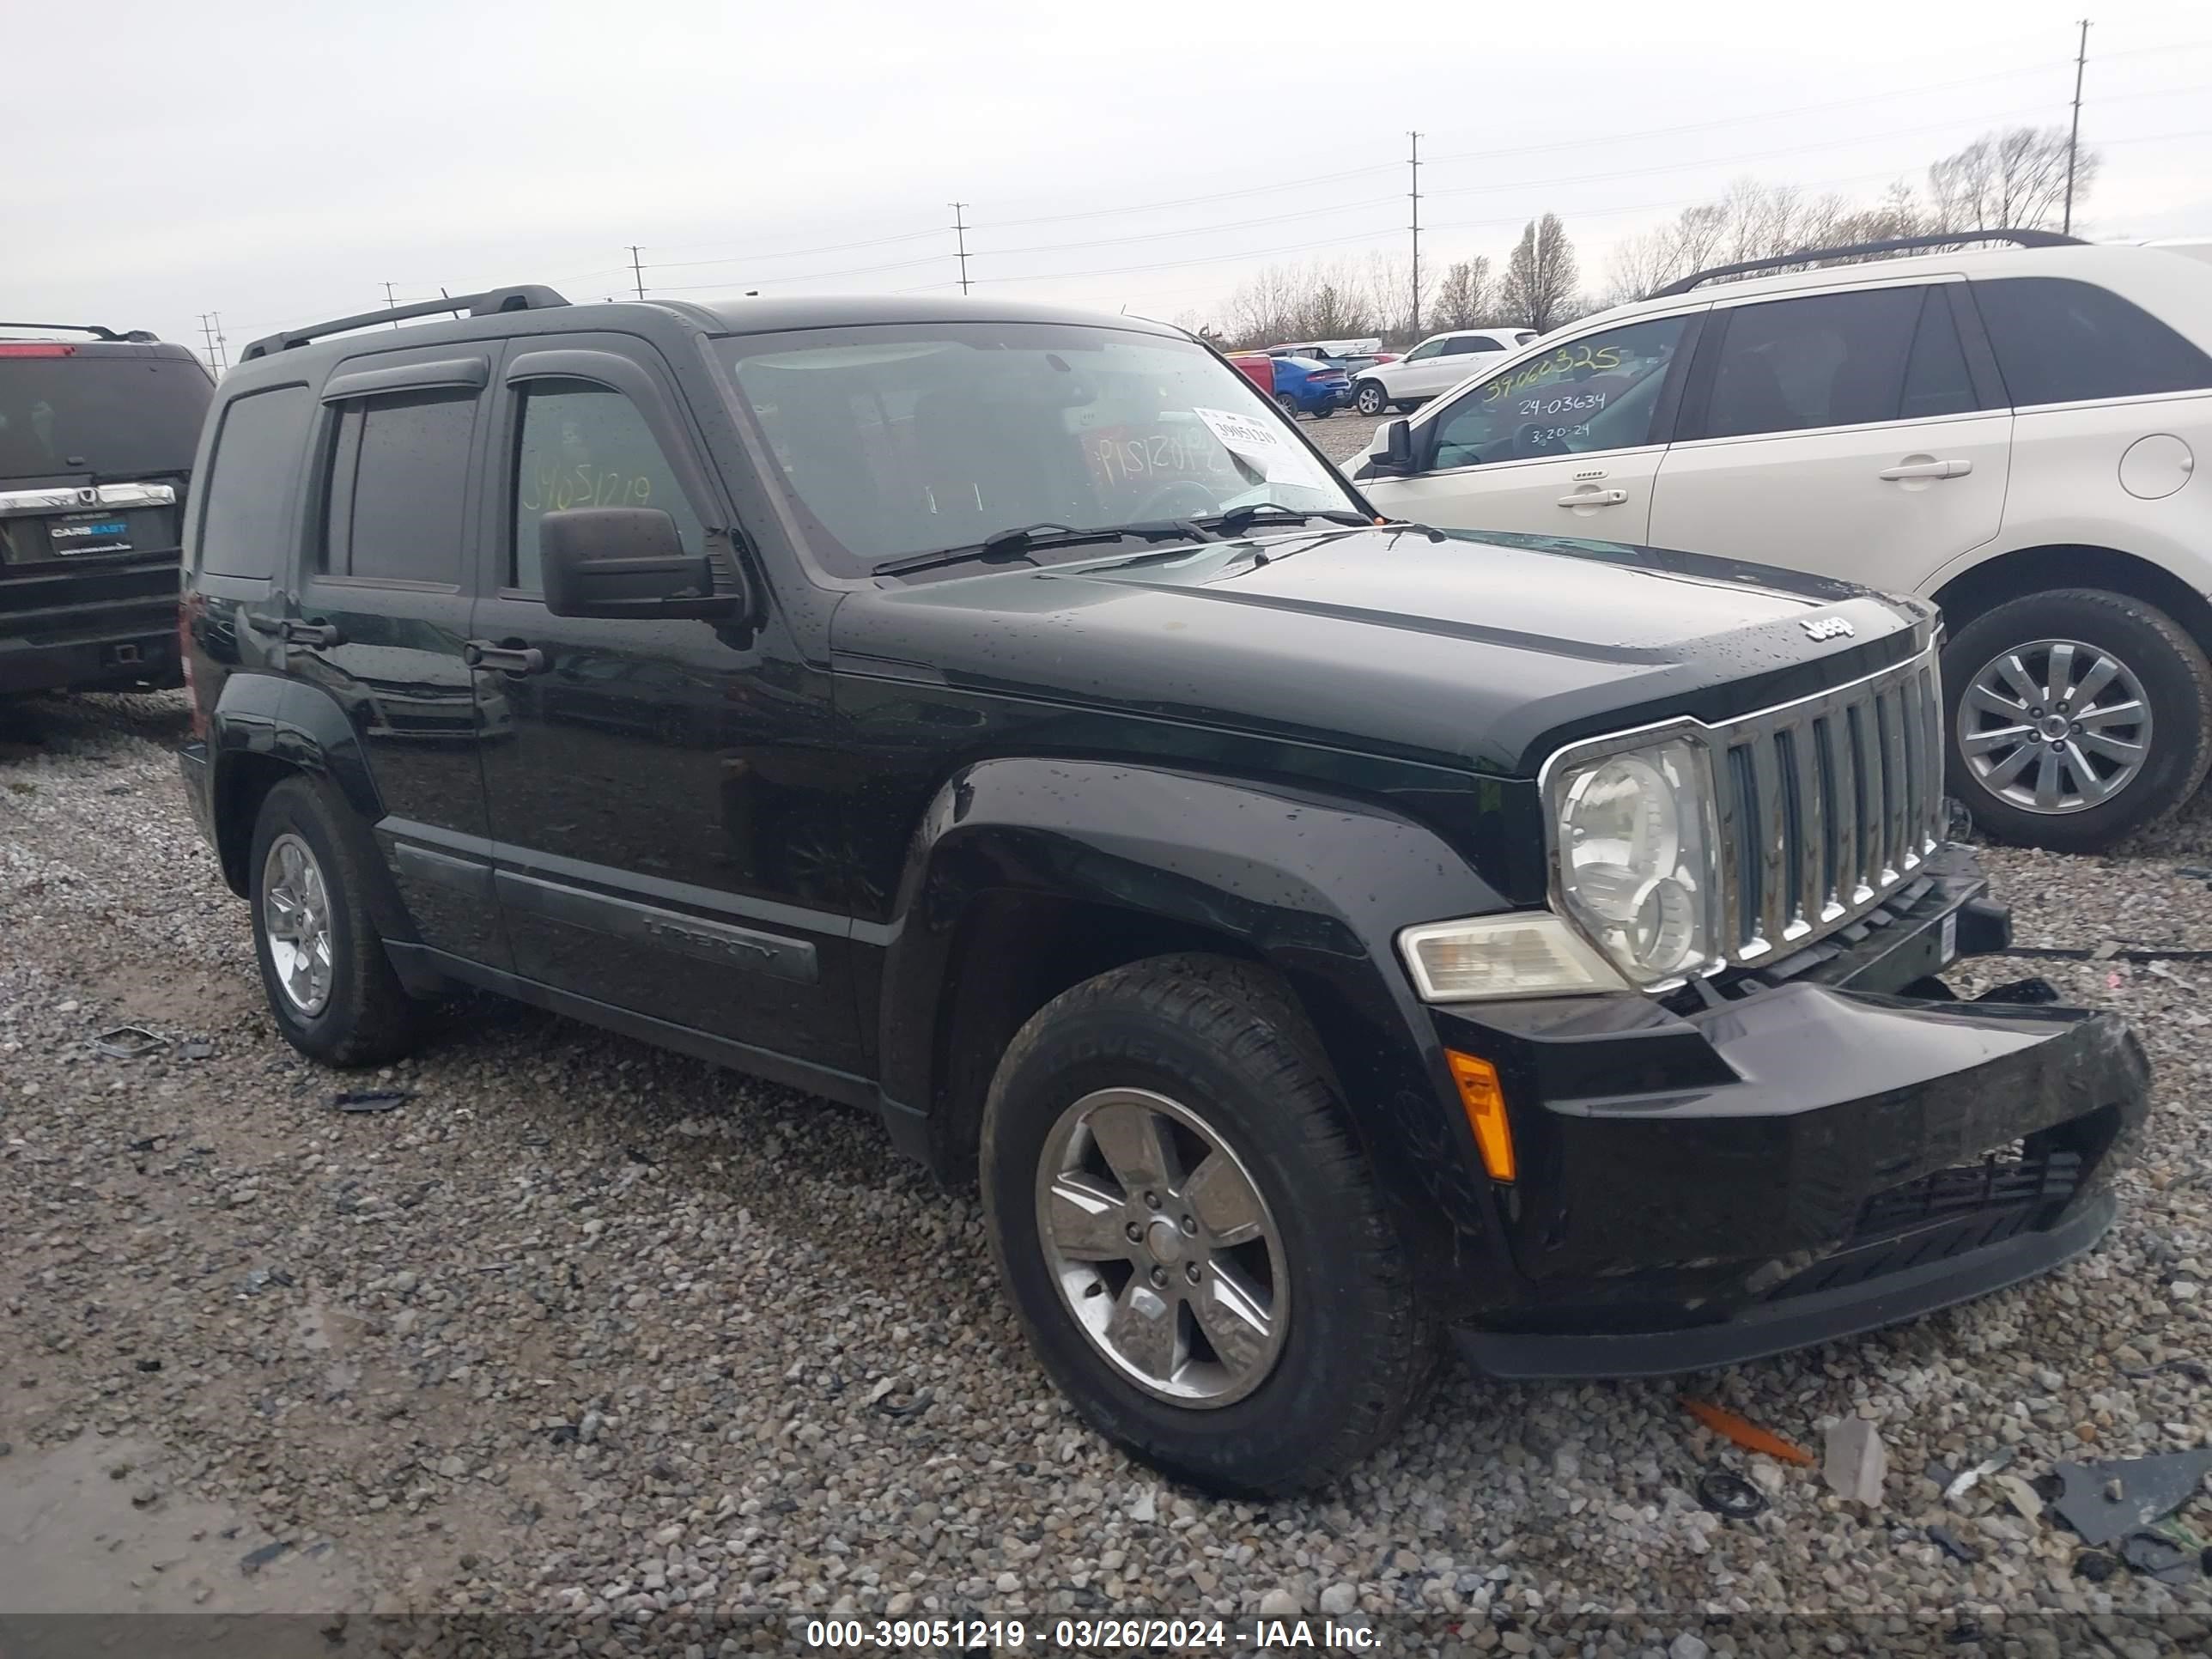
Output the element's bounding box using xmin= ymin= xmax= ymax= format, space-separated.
xmin=1646 ymin=228 xmax=2084 ymax=298
xmin=0 ymin=322 xmax=157 ymax=342
xmin=239 ymin=285 xmax=571 ymax=362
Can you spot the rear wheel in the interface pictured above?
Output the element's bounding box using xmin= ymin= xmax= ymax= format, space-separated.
xmin=1276 ymin=392 xmax=1299 ymax=418
xmin=980 ymin=954 xmax=1432 ymax=1496
xmin=1353 ymin=381 xmax=1388 ymax=416
xmin=1942 ymin=587 xmax=2212 ymax=852
xmin=249 ymin=776 xmax=427 ymax=1066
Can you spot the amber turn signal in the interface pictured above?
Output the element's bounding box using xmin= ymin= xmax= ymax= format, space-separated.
xmin=1446 ymin=1050 xmax=1515 ymax=1182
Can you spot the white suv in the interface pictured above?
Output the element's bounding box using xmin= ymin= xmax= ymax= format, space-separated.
xmin=1352 ymin=233 xmax=2212 ymax=853
xmin=1349 ymin=328 xmax=1538 ymax=416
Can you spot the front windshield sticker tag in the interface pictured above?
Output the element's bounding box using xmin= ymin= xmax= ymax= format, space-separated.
xmin=1193 ymin=407 xmax=1308 ymax=483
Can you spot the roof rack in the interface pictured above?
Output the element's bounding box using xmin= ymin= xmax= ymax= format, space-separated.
xmin=0 ymin=323 xmax=158 ymax=343
xmin=240 ymin=285 xmax=570 ymax=362
xmin=1646 ymin=228 xmax=2084 ymax=298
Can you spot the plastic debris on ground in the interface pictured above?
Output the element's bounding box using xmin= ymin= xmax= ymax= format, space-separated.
xmin=331 ymin=1090 xmax=412 ymax=1113
xmin=1927 ymin=1525 xmax=1979 ymax=1563
xmin=1680 ymin=1397 xmax=1814 ymax=1466
xmin=1822 ymin=1417 xmax=1887 ymax=1505
xmin=93 ymin=1025 xmax=167 ymax=1060
xmin=2047 ymin=1449 xmax=2212 ymax=1547
xmin=1993 ymin=1473 xmax=2045 ymax=1523
xmin=1694 ymin=1468 xmax=1767 ymax=1520
xmin=1942 ymin=1448 xmax=2016 ymax=1504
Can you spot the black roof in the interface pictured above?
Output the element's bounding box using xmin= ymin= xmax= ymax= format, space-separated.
xmin=234 ymin=286 xmax=1185 ymax=370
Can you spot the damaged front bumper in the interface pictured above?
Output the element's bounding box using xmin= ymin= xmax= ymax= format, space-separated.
xmin=1435 ymin=846 xmax=2149 ymax=1379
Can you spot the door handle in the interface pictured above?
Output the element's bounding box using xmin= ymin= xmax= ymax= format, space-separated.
xmin=464 ymin=640 xmax=548 ymax=675
xmin=1879 ymin=459 xmax=1972 ymax=481
xmin=1557 ymin=488 xmax=1630 ymax=507
xmin=241 ymin=612 xmax=343 ymax=647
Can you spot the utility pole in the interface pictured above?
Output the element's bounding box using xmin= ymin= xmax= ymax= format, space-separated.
xmin=950 ymin=203 xmax=972 ymax=295
xmin=383 ymin=282 xmax=401 ymax=328
xmin=2063 ymin=19 xmax=2090 ymax=234
xmin=628 ymin=246 xmax=647 ymax=301
xmin=209 ymin=312 xmax=227 ymax=373
xmin=1408 ymin=131 xmax=1424 ymax=337
xmin=198 ymin=313 xmax=225 ymax=375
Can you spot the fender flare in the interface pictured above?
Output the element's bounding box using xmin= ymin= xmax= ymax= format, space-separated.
xmin=207 ymin=672 xmax=416 ymax=945
xmin=874 ymin=756 xmax=1517 ymax=1287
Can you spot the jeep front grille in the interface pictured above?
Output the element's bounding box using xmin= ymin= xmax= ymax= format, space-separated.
xmin=1713 ymin=646 xmax=1946 ymax=964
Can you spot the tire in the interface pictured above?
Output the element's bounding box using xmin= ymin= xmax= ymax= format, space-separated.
xmin=1276 ymin=393 xmax=1299 ymax=418
xmin=1310 ymin=404 xmax=1334 ymax=420
xmin=979 ymin=953 xmax=1432 ymax=1496
xmin=1942 ymin=586 xmax=2212 ymax=854
xmin=1352 ymin=381 xmax=1388 ymax=417
xmin=248 ymin=775 xmax=427 ymax=1066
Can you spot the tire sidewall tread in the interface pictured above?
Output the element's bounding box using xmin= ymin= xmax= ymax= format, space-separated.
xmin=247 ymin=776 xmax=423 ymax=1067
xmin=980 ymin=953 xmax=1433 ymax=1497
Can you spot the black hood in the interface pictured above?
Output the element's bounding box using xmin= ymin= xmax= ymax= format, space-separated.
xmin=832 ymin=527 xmax=1935 ymax=777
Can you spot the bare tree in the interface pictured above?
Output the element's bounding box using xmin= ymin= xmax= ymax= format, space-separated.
xmin=1502 ymin=215 xmax=1578 ymax=333
xmin=1429 ymin=258 xmax=1492 ymax=331
xmin=1929 ymin=126 xmax=2094 ymax=232
xmin=1358 ymin=250 xmax=1432 ymax=343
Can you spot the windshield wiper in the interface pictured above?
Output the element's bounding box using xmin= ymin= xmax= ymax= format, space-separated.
xmin=1200 ymin=506 xmax=1376 ymax=538
xmin=873 ymin=520 xmax=1208 ymax=577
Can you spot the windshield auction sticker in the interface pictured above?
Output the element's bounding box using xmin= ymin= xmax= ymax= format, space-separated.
xmin=1191 ymin=406 xmax=1324 ymax=486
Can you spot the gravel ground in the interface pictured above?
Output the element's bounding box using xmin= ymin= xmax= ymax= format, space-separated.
xmin=4 ymin=684 xmax=2211 ymax=1658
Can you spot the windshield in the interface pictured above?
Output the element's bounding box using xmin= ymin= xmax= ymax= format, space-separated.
xmin=0 ymin=355 xmax=214 ymax=483
xmin=718 ymin=322 xmax=1360 ymax=575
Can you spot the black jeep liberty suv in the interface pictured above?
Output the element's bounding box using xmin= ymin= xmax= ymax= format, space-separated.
xmin=178 ymin=286 xmax=2147 ymax=1495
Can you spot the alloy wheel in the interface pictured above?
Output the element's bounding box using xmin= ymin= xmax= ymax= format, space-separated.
xmin=261 ymin=832 xmax=336 ymax=1014
xmin=1034 ymin=1086 xmax=1287 ymax=1407
xmin=1959 ymin=637 xmax=2153 ymax=814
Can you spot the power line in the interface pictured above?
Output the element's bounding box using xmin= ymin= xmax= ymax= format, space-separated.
xmin=647 ymin=224 xmax=949 ymax=272
xmin=974 ymin=194 xmax=1399 ymax=259
xmin=2066 ymin=18 xmax=2092 ymax=234
xmin=951 ymin=202 xmax=972 ymax=295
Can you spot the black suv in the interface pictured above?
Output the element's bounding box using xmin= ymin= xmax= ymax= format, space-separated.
xmin=2 ymin=324 xmax=214 ymax=696
xmin=178 ymin=286 xmax=2147 ymax=1495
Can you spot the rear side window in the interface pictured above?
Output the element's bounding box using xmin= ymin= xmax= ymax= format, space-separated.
xmin=1898 ymin=289 xmax=1980 ymax=419
xmin=1700 ymin=288 xmax=1923 ymax=438
xmin=509 ymin=381 xmax=702 ymax=592
xmin=1970 ymin=276 xmax=2212 ymax=406
xmin=198 ymin=386 xmax=310 ymax=579
xmin=322 ymin=390 xmax=477 ymax=583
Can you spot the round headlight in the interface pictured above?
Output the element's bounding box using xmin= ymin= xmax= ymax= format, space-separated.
xmin=1553 ymin=744 xmax=1716 ymax=983
xmin=1562 ymin=754 xmax=1680 ymax=880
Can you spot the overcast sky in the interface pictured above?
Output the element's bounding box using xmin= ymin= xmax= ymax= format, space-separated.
xmin=9 ymin=0 xmax=2208 ymax=362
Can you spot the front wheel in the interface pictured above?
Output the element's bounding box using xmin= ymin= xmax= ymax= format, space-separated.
xmin=1352 ymin=381 xmax=1388 ymax=416
xmin=1942 ymin=587 xmax=2212 ymax=852
xmin=980 ymin=955 xmax=1431 ymax=1496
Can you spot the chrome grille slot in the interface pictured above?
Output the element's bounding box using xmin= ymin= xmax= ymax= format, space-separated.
xmin=1714 ymin=647 xmax=1944 ymax=967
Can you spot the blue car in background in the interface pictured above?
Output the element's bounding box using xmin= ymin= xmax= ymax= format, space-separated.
xmin=1267 ymin=356 xmax=1352 ymax=420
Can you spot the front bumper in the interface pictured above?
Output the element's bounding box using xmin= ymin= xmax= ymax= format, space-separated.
xmin=1434 ymin=847 xmax=2148 ymax=1377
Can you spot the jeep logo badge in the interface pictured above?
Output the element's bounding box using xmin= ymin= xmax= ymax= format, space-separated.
xmin=1801 ymin=616 xmax=1855 ymax=641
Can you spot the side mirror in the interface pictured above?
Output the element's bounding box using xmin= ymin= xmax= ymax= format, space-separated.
xmin=539 ymin=508 xmax=732 ymax=620
xmin=1370 ymin=417 xmax=1417 ymax=475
